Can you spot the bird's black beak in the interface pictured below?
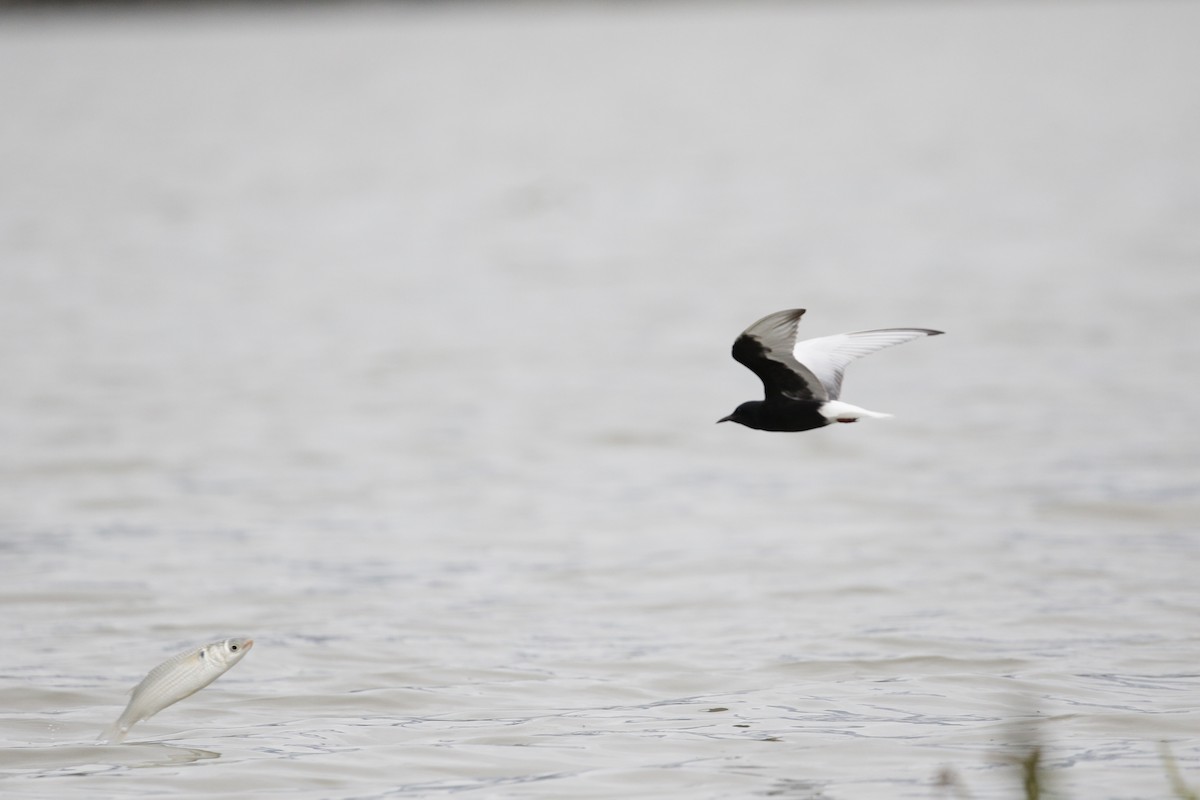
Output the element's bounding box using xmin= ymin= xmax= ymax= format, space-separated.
xmin=716 ymin=415 xmax=733 ymax=424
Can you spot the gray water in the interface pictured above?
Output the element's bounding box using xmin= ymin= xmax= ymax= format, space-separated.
xmin=1 ymin=2 xmax=1199 ymax=798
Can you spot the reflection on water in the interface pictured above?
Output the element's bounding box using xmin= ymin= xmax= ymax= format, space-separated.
xmin=0 ymin=743 xmax=219 ymax=777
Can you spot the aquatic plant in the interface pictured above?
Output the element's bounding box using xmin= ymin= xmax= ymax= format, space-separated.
xmin=936 ymin=741 xmax=1199 ymax=799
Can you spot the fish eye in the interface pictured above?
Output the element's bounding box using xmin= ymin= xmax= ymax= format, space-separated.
xmin=230 ymin=643 xmax=239 ymax=651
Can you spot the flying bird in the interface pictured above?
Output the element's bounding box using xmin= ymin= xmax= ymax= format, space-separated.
xmin=719 ymin=308 xmax=942 ymax=432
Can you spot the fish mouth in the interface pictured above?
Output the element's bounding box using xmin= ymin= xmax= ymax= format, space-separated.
xmin=241 ymin=639 xmax=255 ymax=651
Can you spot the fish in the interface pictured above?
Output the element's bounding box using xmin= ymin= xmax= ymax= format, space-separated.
xmin=101 ymin=637 xmax=254 ymax=744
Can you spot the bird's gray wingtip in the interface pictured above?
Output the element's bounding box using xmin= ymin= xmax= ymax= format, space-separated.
xmin=926 ymin=329 xmax=945 ymax=336
xmin=780 ymin=308 xmax=807 ymax=324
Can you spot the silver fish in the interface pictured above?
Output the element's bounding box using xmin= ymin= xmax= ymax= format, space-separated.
xmin=101 ymin=637 xmax=254 ymax=744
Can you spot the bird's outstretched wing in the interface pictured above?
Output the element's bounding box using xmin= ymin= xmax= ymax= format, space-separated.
xmin=731 ymin=309 xmax=827 ymax=402
xmin=792 ymin=328 xmax=943 ymax=400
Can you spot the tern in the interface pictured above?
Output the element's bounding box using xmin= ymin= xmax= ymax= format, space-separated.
xmin=719 ymin=308 xmax=942 ymax=432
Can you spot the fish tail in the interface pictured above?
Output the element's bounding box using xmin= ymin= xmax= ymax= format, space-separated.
xmin=100 ymin=720 xmax=129 ymax=744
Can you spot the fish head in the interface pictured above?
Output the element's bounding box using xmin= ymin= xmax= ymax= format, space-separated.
xmin=208 ymin=637 xmax=254 ymax=667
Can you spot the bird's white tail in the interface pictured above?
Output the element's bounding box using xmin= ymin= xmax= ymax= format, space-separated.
xmin=819 ymin=400 xmax=893 ymax=423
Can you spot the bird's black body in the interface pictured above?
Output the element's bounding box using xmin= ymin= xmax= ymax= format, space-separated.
xmin=720 ymin=399 xmax=829 ymax=432
xmin=719 ymin=309 xmax=828 ymax=431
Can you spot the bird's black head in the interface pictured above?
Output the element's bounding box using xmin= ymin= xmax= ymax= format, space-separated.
xmin=717 ymin=401 xmax=762 ymax=428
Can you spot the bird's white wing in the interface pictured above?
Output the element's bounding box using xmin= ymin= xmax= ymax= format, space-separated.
xmin=791 ymin=328 xmax=941 ymax=400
